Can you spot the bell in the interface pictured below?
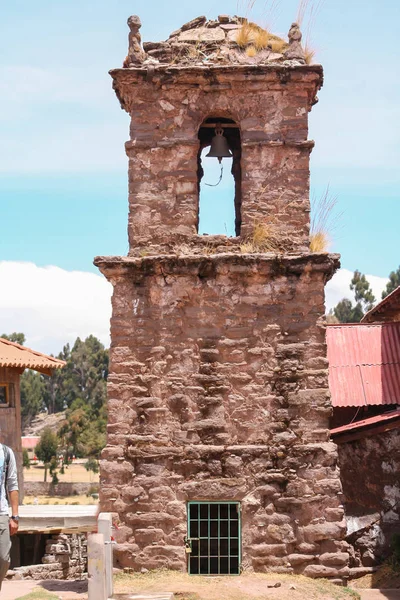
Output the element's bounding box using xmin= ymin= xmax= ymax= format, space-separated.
xmin=206 ymin=126 xmax=232 ymax=163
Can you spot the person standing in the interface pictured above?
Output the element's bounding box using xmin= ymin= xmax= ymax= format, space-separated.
xmin=0 ymin=443 xmax=19 ymax=590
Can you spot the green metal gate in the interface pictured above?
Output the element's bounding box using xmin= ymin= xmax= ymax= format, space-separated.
xmin=186 ymin=501 xmax=241 ymax=575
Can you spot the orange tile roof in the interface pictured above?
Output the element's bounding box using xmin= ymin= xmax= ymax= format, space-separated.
xmin=0 ymin=338 xmax=65 ymax=375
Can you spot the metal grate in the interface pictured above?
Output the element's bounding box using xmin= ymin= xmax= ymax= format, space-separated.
xmin=187 ymin=502 xmax=241 ymax=575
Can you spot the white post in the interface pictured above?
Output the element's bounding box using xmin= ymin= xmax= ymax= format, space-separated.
xmin=88 ymin=533 xmax=107 ymax=600
xmin=98 ymin=512 xmax=114 ymax=598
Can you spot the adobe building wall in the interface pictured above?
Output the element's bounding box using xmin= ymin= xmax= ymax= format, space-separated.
xmin=96 ymin=253 xmax=349 ymax=577
xmin=337 ymin=429 xmax=400 ymax=567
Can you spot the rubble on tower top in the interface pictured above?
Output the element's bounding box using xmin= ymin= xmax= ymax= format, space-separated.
xmin=123 ymin=15 xmax=309 ymax=69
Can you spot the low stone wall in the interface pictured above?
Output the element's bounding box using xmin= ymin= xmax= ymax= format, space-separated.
xmin=337 ymin=428 xmax=400 ymax=567
xmin=10 ymin=533 xmax=87 ymax=580
xmin=24 ymin=481 xmax=99 ymax=497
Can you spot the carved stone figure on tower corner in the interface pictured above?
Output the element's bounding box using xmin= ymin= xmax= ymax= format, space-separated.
xmin=124 ymin=15 xmax=145 ymax=67
xmin=284 ymin=22 xmax=306 ymax=62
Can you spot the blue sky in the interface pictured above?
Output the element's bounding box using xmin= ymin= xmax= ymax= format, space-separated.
xmin=0 ymin=0 xmax=399 ymax=351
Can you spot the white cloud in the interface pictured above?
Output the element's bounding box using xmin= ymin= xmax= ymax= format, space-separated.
xmin=325 ymin=268 xmax=388 ymax=312
xmin=0 ymin=262 xmax=112 ymax=355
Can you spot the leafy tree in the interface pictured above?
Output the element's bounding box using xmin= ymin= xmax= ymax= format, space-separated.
xmin=350 ymin=270 xmax=376 ymax=312
xmin=58 ymin=399 xmax=106 ymax=460
xmin=3 ymin=331 xmax=109 ymax=459
xmin=1 ymin=332 xmax=25 ymax=345
xmin=382 ymin=266 xmax=400 ymax=299
xmin=20 ymin=370 xmax=46 ymax=427
xmin=22 ymin=448 xmax=30 ymax=469
xmin=332 ymin=299 xmax=364 ymax=324
xmin=49 ymin=456 xmax=59 ymax=484
xmin=45 ymin=337 xmax=108 ymax=414
xmin=331 ymin=270 xmax=375 ymax=323
xmin=84 ymin=457 xmax=99 ymax=475
xmin=35 ymin=427 xmax=59 ymax=482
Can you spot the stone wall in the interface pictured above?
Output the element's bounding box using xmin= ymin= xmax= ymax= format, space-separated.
xmin=24 ymin=481 xmax=99 ymax=497
xmin=10 ymin=533 xmax=87 ymax=580
xmin=96 ymin=16 xmax=350 ymax=579
xmin=337 ymin=428 xmax=400 ymax=567
xmin=96 ymin=252 xmax=349 ymax=578
xmin=111 ymin=64 xmax=322 ymax=255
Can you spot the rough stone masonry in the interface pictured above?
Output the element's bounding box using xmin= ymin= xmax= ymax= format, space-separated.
xmin=95 ymin=15 xmax=349 ymax=579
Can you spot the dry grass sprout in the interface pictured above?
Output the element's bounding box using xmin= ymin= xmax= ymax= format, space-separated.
xmin=268 ymin=34 xmax=288 ymax=54
xmin=304 ymin=43 xmax=316 ymax=64
xmin=235 ymin=21 xmax=253 ymax=48
xmin=310 ymin=186 xmax=342 ymax=252
xmin=235 ymin=0 xmax=285 ymax=54
xmin=296 ymin=0 xmax=325 ymax=64
xmin=246 ymin=45 xmax=258 ymax=57
xmin=253 ymin=27 xmax=269 ymax=50
xmin=309 ymin=230 xmax=328 ymax=252
xmin=240 ymin=218 xmax=282 ymax=253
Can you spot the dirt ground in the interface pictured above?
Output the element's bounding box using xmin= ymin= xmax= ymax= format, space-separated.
xmin=113 ymin=571 xmax=360 ymax=600
xmin=23 ymin=463 xmax=99 ymax=484
xmin=8 ymin=568 xmax=400 ymax=600
xmin=351 ymin=564 xmax=400 ymax=590
xmin=5 ymin=572 xmax=361 ymax=600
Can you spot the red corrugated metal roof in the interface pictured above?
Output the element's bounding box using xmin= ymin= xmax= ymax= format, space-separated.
xmin=327 ymin=323 xmax=400 ymax=407
xmin=331 ymin=408 xmax=400 ymax=436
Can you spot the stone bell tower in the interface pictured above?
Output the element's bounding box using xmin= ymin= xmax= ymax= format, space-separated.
xmin=95 ymin=15 xmax=349 ymax=579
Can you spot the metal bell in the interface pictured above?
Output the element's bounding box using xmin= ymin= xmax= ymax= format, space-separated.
xmin=206 ymin=126 xmax=232 ymax=163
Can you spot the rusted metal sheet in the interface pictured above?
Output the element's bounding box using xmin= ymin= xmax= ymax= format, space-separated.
xmin=331 ymin=407 xmax=400 ymax=438
xmin=327 ymin=323 xmax=400 ymax=407
xmin=362 ymin=285 xmax=400 ymax=323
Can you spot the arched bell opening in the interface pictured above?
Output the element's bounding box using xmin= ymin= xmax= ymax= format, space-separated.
xmin=197 ymin=117 xmax=242 ymax=237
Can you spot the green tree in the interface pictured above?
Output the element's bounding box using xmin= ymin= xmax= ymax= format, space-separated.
xmin=35 ymin=427 xmax=59 ymax=482
xmin=22 ymin=448 xmax=30 ymax=469
xmin=382 ymin=266 xmax=400 ymax=299
xmin=1 ymin=332 xmax=25 ymax=345
xmin=58 ymin=399 xmax=106 ymax=460
xmin=84 ymin=457 xmax=99 ymax=475
xmin=20 ymin=370 xmax=46 ymax=427
xmin=332 ymin=299 xmax=365 ymax=324
xmin=331 ymin=270 xmax=375 ymax=323
xmin=44 ymin=336 xmax=108 ymax=414
xmin=350 ymin=270 xmax=376 ymax=312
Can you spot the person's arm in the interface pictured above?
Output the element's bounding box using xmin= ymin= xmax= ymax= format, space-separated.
xmin=7 ymin=450 xmax=19 ymax=536
xmin=9 ymin=490 xmax=19 ymax=535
